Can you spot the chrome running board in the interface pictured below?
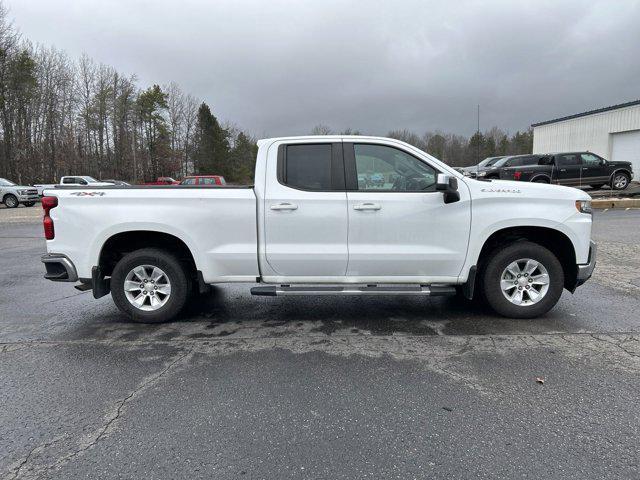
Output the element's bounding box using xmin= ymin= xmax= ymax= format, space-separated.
xmin=250 ymin=284 xmax=456 ymax=297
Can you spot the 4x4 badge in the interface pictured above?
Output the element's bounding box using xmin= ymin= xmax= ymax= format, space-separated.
xmin=69 ymin=192 xmax=106 ymax=197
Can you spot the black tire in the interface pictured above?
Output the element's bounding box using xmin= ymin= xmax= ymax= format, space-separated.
xmin=111 ymin=248 xmax=191 ymax=323
xmin=3 ymin=194 xmax=18 ymax=208
xmin=611 ymin=172 xmax=630 ymax=190
xmin=589 ymin=184 xmax=604 ymax=190
xmin=481 ymin=241 xmax=564 ymax=319
xmin=23 ymin=201 xmax=36 ymax=207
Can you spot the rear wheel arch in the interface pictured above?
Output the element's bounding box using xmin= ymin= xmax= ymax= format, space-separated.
xmin=474 ymin=226 xmax=577 ymax=292
xmin=99 ymin=231 xmax=198 ymax=280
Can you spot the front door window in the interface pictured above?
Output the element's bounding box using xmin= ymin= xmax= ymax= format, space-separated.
xmin=353 ymin=144 xmax=437 ymax=192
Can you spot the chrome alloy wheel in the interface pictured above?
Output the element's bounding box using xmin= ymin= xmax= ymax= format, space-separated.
xmin=124 ymin=265 xmax=172 ymax=311
xmin=613 ymin=174 xmax=628 ymax=189
xmin=500 ymin=258 xmax=550 ymax=306
xmin=5 ymin=195 xmax=18 ymax=208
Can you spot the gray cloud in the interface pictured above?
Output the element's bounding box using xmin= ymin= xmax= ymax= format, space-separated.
xmin=7 ymin=0 xmax=640 ymax=137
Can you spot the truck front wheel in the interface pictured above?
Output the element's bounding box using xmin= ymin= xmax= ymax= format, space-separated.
xmin=3 ymin=194 xmax=18 ymax=208
xmin=481 ymin=241 xmax=564 ymax=319
xmin=611 ymin=172 xmax=630 ymax=190
xmin=111 ymin=248 xmax=191 ymax=323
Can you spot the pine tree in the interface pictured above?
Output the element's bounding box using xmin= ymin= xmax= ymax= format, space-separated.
xmin=193 ymin=102 xmax=229 ymax=175
xmin=136 ymin=85 xmax=169 ymax=179
xmin=228 ymin=131 xmax=257 ymax=183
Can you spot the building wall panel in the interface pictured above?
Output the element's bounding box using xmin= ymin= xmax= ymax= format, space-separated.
xmin=533 ymin=104 xmax=640 ymax=159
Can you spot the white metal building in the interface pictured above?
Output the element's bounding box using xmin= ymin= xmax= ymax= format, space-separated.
xmin=532 ymin=100 xmax=640 ymax=179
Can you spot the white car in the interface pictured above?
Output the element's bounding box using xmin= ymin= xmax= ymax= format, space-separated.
xmin=34 ymin=176 xmax=113 ymax=196
xmin=0 ymin=178 xmax=39 ymax=208
xmin=40 ymin=136 xmax=596 ymax=323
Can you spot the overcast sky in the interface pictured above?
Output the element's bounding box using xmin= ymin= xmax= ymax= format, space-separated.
xmin=6 ymin=0 xmax=640 ymax=137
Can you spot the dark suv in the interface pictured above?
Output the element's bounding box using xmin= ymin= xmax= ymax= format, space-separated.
xmin=499 ymin=152 xmax=634 ymax=190
xmin=467 ymin=155 xmax=540 ymax=179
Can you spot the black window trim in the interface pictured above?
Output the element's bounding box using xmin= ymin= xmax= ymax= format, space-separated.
xmin=343 ymin=142 xmax=442 ymax=193
xmin=277 ymin=142 xmax=345 ymax=192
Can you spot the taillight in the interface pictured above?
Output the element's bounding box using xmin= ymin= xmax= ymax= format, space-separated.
xmin=513 ymin=171 xmax=522 ymax=181
xmin=42 ymin=196 xmax=58 ymax=240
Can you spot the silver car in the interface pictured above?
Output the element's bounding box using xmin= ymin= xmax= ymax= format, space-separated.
xmin=0 ymin=178 xmax=39 ymax=208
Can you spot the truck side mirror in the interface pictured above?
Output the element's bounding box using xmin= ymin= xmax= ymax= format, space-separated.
xmin=436 ymin=174 xmax=460 ymax=204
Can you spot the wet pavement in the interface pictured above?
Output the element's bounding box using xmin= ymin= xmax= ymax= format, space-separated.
xmin=1 ymin=207 xmax=639 ymax=479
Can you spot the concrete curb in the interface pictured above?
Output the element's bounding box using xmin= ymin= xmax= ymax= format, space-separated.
xmin=592 ymin=198 xmax=640 ymax=209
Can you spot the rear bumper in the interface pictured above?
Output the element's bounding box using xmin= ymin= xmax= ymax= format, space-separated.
xmin=575 ymin=240 xmax=597 ymax=288
xmin=41 ymin=254 xmax=78 ymax=282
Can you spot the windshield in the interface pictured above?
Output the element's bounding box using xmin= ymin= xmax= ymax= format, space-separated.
xmin=82 ymin=176 xmax=99 ymax=183
xmin=0 ymin=178 xmax=16 ymax=186
xmin=492 ymin=157 xmax=513 ymax=168
xmin=475 ymin=157 xmax=502 ymax=168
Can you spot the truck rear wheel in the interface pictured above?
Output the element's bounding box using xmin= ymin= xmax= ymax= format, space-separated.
xmin=111 ymin=248 xmax=191 ymax=323
xmin=481 ymin=241 xmax=564 ymax=319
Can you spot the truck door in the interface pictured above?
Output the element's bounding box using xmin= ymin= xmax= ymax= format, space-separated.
xmin=580 ymin=153 xmax=609 ymax=185
xmin=343 ymin=142 xmax=471 ymax=279
xmin=554 ymin=154 xmax=582 ymax=185
xmin=263 ymin=141 xmax=348 ymax=277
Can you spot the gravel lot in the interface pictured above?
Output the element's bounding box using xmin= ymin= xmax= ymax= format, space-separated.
xmin=1 ymin=206 xmax=639 ymax=479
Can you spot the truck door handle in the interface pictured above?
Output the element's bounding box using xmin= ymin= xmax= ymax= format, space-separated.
xmin=560 ymin=169 xmax=567 ymax=172
xmin=353 ymin=203 xmax=381 ymax=211
xmin=270 ymin=202 xmax=298 ymax=211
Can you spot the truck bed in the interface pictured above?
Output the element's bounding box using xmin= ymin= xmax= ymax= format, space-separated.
xmin=45 ymin=185 xmax=260 ymax=283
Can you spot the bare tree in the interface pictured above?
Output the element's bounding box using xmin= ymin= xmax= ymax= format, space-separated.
xmin=311 ymin=124 xmax=333 ymax=135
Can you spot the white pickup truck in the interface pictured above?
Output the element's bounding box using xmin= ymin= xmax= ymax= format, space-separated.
xmin=34 ymin=176 xmax=114 ymax=196
xmin=41 ymin=136 xmax=596 ymax=323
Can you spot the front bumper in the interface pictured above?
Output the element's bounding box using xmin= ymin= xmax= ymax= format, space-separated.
xmin=18 ymin=194 xmax=39 ymax=202
xmin=575 ymin=240 xmax=597 ymax=288
xmin=41 ymin=254 xmax=78 ymax=282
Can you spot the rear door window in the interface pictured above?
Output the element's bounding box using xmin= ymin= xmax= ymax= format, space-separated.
xmin=281 ymin=144 xmax=333 ymax=191
xmin=557 ymin=154 xmax=580 ymax=166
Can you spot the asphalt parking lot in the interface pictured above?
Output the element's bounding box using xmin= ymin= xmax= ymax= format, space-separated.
xmin=1 ymin=206 xmax=639 ymax=479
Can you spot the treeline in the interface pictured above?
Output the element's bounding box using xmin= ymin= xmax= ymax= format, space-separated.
xmin=0 ymin=0 xmax=532 ymax=185
xmin=312 ymin=124 xmax=534 ymax=167
xmin=0 ymin=4 xmax=257 ymax=185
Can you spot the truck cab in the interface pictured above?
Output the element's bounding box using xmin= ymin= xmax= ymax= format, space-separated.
xmin=60 ymin=176 xmax=113 ymax=187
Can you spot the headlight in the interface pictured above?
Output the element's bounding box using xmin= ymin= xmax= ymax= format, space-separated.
xmin=575 ymin=200 xmax=592 ymax=214
xmin=476 ymin=171 xmax=487 ymax=177
xmin=18 ymin=189 xmax=28 ymax=195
